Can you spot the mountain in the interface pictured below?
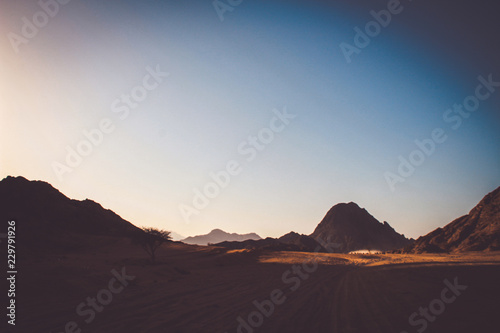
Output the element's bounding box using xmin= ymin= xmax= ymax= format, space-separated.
xmin=278 ymin=232 xmax=326 ymax=252
xmin=407 ymin=186 xmax=500 ymax=253
xmin=0 ymin=176 xmax=144 ymax=251
xmin=182 ymin=229 xmax=261 ymax=246
xmin=214 ymin=237 xmax=304 ymax=252
xmin=169 ymin=231 xmax=185 ymax=241
xmin=214 ymin=232 xmax=326 ymax=252
xmin=310 ymin=202 xmax=411 ymax=253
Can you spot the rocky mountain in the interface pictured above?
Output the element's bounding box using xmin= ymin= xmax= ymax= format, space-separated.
xmin=214 ymin=203 xmax=411 ymax=253
xmin=182 ymin=229 xmax=261 ymax=246
xmin=407 ymin=186 xmax=500 ymax=253
xmin=310 ymin=202 xmax=411 ymax=253
xmin=0 ymin=176 xmax=144 ymax=252
xmin=278 ymin=232 xmax=326 ymax=252
xmin=214 ymin=232 xmax=326 ymax=252
xmin=214 ymin=237 xmax=303 ymax=252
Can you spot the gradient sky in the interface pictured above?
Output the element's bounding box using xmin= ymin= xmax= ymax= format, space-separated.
xmin=1 ymin=0 xmax=499 ymax=240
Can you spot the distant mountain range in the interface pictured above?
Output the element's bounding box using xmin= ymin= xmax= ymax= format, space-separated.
xmin=182 ymin=229 xmax=261 ymax=246
xmin=406 ymin=186 xmax=500 ymax=253
xmin=169 ymin=231 xmax=185 ymax=241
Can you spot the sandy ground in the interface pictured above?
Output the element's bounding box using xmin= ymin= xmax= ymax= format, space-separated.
xmin=12 ymin=238 xmax=500 ymax=333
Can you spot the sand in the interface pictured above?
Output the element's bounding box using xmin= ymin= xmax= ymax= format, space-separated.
xmin=14 ymin=238 xmax=500 ymax=333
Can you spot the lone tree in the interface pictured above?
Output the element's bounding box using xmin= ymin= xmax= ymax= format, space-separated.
xmin=135 ymin=227 xmax=171 ymax=263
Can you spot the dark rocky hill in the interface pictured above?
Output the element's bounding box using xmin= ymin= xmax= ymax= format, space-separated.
xmin=407 ymin=186 xmax=500 ymax=253
xmin=0 ymin=176 xmax=144 ymax=252
xmin=310 ymin=202 xmax=411 ymax=253
xmin=278 ymin=232 xmax=325 ymax=252
xmin=214 ymin=232 xmax=326 ymax=252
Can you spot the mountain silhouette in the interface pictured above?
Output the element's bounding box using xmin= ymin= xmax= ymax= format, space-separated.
xmin=278 ymin=232 xmax=326 ymax=252
xmin=407 ymin=186 xmax=500 ymax=253
xmin=182 ymin=229 xmax=261 ymax=246
xmin=310 ymin=202 xmax=411 ymax=252
xmin=0 ymin=176 xmax=143 ymax=252
xmin=214 ymin=232 xmax=326 ymax=252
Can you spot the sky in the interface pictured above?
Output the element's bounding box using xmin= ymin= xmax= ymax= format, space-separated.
xmin=1 ymin=0 xmax=499 ymax=240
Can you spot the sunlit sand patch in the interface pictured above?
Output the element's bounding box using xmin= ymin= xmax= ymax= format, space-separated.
xmin=349 ymin=249 xmax=382 ymax=254
xmin=258 ymin=251 xmax=500 ymax=267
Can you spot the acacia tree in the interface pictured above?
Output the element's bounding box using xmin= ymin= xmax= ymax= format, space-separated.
xmin=136 ymin=227 xmax=171 ymax=263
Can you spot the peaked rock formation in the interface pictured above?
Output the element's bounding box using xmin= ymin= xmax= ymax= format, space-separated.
xmin=408 ymin=186 xmax=500 ymax=253
xmin=310 ymin=202 xmax=411 ymax=253
xmin=182 ymin=229 xmax=261 ymax=246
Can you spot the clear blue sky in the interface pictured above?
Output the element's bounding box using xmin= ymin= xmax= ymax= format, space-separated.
xmin=1 ymin=0 xmax=499 ymax=239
